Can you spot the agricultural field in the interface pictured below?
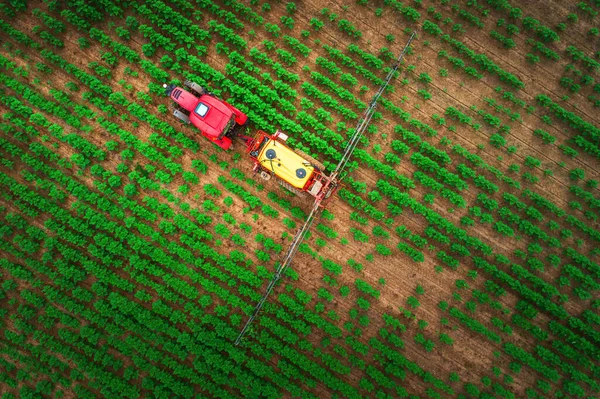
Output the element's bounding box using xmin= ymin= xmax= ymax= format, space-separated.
xmin=1 ymin=0 xmax=600 ymax=397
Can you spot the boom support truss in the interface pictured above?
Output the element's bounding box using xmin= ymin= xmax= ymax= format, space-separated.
xmin=235 ymin=32 xmax=416 ymax=346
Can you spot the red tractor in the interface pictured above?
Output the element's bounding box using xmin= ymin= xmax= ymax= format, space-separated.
xmin=163 ymin=81 xmax=248 ymax=150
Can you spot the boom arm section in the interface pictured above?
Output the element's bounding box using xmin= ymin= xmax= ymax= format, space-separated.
xmin=234 ymin=199 xmax=322 ymax=345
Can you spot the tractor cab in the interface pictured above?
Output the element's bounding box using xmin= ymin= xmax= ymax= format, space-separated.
xmin=189 ymin=96 xmax=237 ymax=140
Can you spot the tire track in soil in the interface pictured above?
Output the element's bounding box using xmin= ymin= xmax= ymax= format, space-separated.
xmin=389 ymin=65 xmax=599 ymax=258
xmin=290 ymin=0 xmax=600 ymax=130
xmin=429 ymin=0 xmax=600 ymax=127
xmin=456 ymin=32 xmax=600 ymax=146
xmin=397 ymin=91 xmax=599 ymax=260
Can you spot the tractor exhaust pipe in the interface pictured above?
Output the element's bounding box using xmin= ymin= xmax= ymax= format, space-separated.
xmin=163 ymin=83 xmax=175 ymax=96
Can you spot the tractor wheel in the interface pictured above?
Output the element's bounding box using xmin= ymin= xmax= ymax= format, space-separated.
xmin=184 ymin=80 xmax=206 ymax=96
xmin=173 ymin=109 xmax=190 ymax=124
xmin=293 ymin=149 xmax=325 ymax=171
xmin=279 ymin=180 xmax=306 ymax=197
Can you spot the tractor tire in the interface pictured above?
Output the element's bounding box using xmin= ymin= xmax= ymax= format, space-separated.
xmin=293 ymin=149 xmax=325 ymax=171
xmin=173 ymin=109 xmax=190 ymax=124
xmin=279 ymin=180 xmax=306 ymax=197
xmin=184 ymin=80 xmax=206 ymax=96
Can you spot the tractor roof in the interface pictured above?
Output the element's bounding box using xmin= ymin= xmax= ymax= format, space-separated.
xmin=190 ymin=94 xmax=235 ymax=138
xmin=258 ymin=140 xmax=314 ymax=189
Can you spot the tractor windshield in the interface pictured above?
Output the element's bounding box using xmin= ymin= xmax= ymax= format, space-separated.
xmin=194 ymin=102 xmax=209 ymax=117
